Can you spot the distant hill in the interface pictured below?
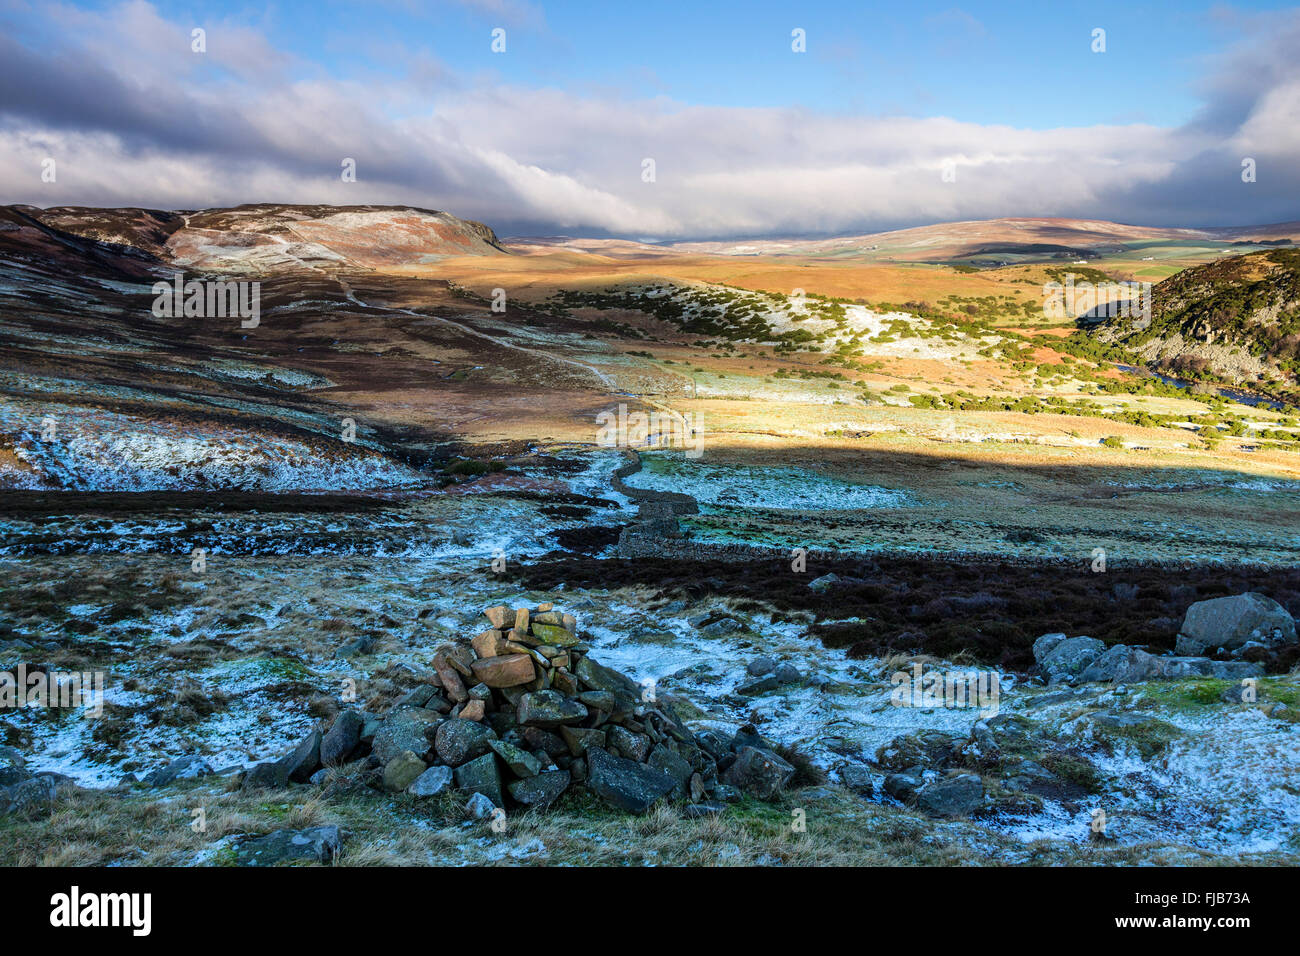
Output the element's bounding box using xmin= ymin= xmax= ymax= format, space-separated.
xmin=1092 ymin=248 xmax=1300 ymax=399
xmin=510 ymin=217 xmax=1300 ymax=263
xmin=4 ymin=203 xmax=506 ymax=273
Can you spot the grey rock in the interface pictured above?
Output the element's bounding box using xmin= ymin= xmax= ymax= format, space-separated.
xmin=0 ymin=746 xmax=28 ymax=787
xmin=489 ymin=739 xmax=542 ymax=778
xmin=517 ymin=690 xmax=587 ymax=728
xmin=647 ymin=745 xmax=693 ymax=798
xmin=774 ymin=662 xmax=803 ymax=684
xmin=883 ymin=771 xmax=924 ymax=802
xmin=144 ymin=755 xmax=214 ymax=788
xmin=243 ymin=759 xmax=291 ymax=790
xmin=283 ymin=729 xmax=322 ymax=784
xmin=1039 ymin=636 xmax=1106 ymax=684
xmin=232 ymin=825 xmax=341 ymax=866
xmin=746 ymin=657 xmax=777 ymax=677
xmin=607 ymin=725 xmax=652 ymax=762
xmin=586 ymin=746 xmax=676 ymax=813
xmin=808 ymin=573 xmax=843 ymax=594
xmin=682 ymin=802 xmax=725 ymax=818
xmin=917 ymin=773 xmax=983 ymax=816
xmin=1032 ymin=633 xmax=1068 ymax=662
xmin=839 ymin=763 xmax=874 ymax=794
xmin=320 ymin=710 xmax=364 ymax=765
xmin=507 ymin=769 xmax=570 ymax=809
xmin=394 ymin=685 xmax=437 ymax=709
xmin=372 ymin=708 xmax=441 ymax=765
xmin=737 ymin=675 xmax=780 ymax=696
xmin=1176 ymin=593 xmax=1297 ymax=655
xmin=335 ymin=635 xmax=375 ymax=658
xmin=466 ymin=791 xmax=497 ymax=818
xmin=1079 ymin=644 xmax=1163 ymax=684
xmin=408 ymin=765 xmax=454 ymax=797
xmin=434 ymin=719 xmax=497 ymax=767
xmin=721 ymin=746 xmax=795 ymax=800
xmin=454 ymin=752 xmax=505 ymax=808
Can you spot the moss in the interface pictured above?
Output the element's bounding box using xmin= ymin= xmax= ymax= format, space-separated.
xmin=1039 ymin=752 xmax=1103 ymax=793
xmin=1090 ymin=714 xmax=1183 ymax=759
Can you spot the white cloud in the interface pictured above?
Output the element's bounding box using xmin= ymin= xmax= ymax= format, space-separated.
xmin=0 ymin=2 xmax=1296 ymax=238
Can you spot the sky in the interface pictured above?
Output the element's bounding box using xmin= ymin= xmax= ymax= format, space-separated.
xmin=0 ymin=0 xmax=1298 ymax=239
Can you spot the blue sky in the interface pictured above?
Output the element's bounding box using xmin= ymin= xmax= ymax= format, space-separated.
xmin=128 ymin=0 xmax=1288 ymax=127
xmin=2 ymin=1 xmax=1298 ymax=237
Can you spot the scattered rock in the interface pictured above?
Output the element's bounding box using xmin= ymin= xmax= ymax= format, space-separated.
xmin=144 ymin=755 xmax=214 ymax=788
xmin=1037 ymin=636 xmax=1106 ymax=684
xmin=232 ymin=825 xmax=341 ymax=866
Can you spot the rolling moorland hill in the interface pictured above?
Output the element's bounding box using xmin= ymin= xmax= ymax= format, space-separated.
xmin=1092 ymin=248 xmax=1300 ymax=400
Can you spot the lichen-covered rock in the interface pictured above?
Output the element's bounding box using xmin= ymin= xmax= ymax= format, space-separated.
xmin=455 ymin=752 xmax=504 ymax=808
xmin=372 ymin=708 xmax=441 ymax=764
xmin=434 ymin=719 xmax=497 ymax=767
xmin=382 ymin=751 xmax=427 ymax=792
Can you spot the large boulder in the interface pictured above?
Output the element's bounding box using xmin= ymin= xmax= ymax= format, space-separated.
xmin=586 ymin=746 xmax=676 ymax=813
xmin=232 ymin=825 xmax=341 ymax=866
xmin=1176 ymin=593 xmax=1297 ymax=655
xmin=1032 ymin=633 xmax=1067 ymax=661
xmin=721 ymin=746 xmax=794 ymax=799
xmin=1037 ymin=636 xmax=1106 ymax=684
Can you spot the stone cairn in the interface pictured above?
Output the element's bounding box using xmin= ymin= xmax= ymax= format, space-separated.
xmin=239 ymin=602 xmax=796 ymax=816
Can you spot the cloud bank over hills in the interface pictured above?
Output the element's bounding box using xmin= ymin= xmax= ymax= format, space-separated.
xmin=1 ymin=1 xmax=1298 ymax=239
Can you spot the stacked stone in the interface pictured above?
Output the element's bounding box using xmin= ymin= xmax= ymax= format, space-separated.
xmin=281 ymin=602 xmax=796 ymax=815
